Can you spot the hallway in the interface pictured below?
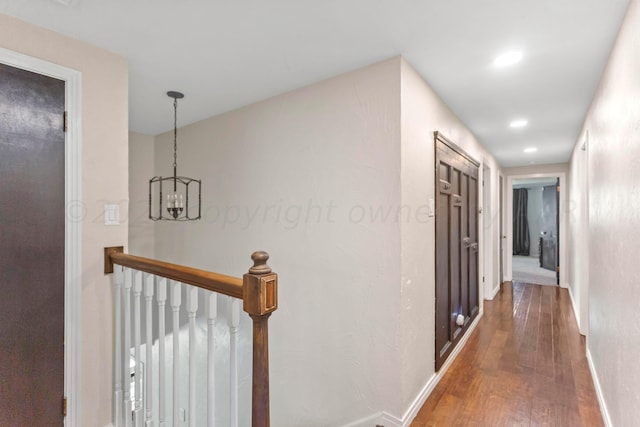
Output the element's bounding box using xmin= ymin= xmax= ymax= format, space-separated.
xmin=411 ymin=282 xmax=602 ymax=426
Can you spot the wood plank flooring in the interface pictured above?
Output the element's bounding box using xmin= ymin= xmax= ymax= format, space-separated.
xmin=411 ymin=282 xmax=602 ymax=427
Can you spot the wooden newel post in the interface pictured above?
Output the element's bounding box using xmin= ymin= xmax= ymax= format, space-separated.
xmin=243 ymin=251 xmax=278 ymax=427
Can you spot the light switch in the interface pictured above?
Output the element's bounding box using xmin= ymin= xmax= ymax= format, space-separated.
xmin=104 ymin=204 xmax=120 ymax=225
xmin=428 ymin=198 xmax=435 ymax=217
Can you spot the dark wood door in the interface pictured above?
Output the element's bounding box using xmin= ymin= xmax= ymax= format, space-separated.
xmin=0 ymin=63 xmax=65 ymax=425
xmin=434 ymin=132 xmax=479 ymax=371
xmin=541 ymin=183 xmax=558 ymax=280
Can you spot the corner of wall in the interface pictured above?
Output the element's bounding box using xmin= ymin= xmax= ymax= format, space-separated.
xmin=128 ymin=131 xmax=156 ymax=258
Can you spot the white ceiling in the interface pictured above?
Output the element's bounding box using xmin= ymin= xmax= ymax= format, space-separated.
xmin=0 ymin=0 xmax=629 ymax=167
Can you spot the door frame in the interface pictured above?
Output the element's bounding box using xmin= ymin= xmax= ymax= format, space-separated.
xmin=505 ymin=172 xmax=567 ymax=288
xmin=480 ymin=162 xmax=492 ymax=302
xmin=499 ymin=173 xmax=504 ymax=287
xmin=581 ymin=134 xmax=590 ymax=337
xmin=0 ymin=47 xmax=82 ymax=426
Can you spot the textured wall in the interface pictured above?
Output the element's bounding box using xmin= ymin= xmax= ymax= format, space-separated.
xmin=399 ymin=58 xmax=501 ymax=416
xmin=129 ymin=132 xmax=155 ymax=258
xmin=143 ymin=56 xmax=502 ymax=425
xmin=575 ymin=0 xmax=640 ymax=424
xmin=0 ymin=13 xmax=128 ymax=427
xmin=153 ymin=58 xmax=403 ymax=425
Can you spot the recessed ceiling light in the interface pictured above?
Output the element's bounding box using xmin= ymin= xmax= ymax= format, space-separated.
xmin=510 ymin=119 xmax=528 ymax=128
xmin=524 ymin=147 xmax=537 ymax=153
xmin=493 ymin=51 xmax=523 ymax=67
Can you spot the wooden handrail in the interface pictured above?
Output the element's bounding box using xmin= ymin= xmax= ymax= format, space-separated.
xmin=104 ymin=246 xmax=243 ymax=299
xmin=104 ymin=246 xmax=277 ymax=427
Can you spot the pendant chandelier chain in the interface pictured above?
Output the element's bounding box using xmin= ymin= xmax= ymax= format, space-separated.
xmin=173 ymin=97 xmax=178 ymax=170
xmin=173 ymin=98 xmax=178 ymax=190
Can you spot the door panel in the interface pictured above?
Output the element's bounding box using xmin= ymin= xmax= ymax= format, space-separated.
xmin=541 ymin=184 xmax=558 ymax=273
xmin=468 ymin=176 xmax=478 ymax=316
xmin=435 ymin=132 xmax=479 ymax=371
xmin=436 ymin=161 xmax=453 ymax=356
xmin=0 ymin=63 xmax=65 ymax=425
xmin=460 ymin=174 xmax=469 ymax=328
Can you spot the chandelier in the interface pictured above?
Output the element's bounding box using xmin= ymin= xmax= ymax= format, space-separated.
xmin=149 ymin=91 xmax=201 ymax=221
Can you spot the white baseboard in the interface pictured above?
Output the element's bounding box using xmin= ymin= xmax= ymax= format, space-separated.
xmin=346 ymin=312 xmax=484 ymax=427
xmin=487 ymin=283 xmax=501 ymax=300
xmin=586 ymin=349 xmax=612 ymax=427
xmin=379 ymin=410 xmax=403 ymax=427
xmin=566 ymin=283 xmax=583 ymax=334
xmin=340 ymin=412 xmax=383 ymax=427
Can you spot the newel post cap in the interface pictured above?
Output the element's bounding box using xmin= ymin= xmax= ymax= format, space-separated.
xmin=249 ymin=251 xmax=272 ymax=275
xmin=243 ymin=251 xmax=277 ymax=316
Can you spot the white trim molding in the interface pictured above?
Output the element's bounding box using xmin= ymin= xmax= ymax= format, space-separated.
xmin=393 ymin=311 xmax=483 ymax=426
xmin=567 ymin=283 xmax=582 ymax=334
xmin=487 ymin=283 xmax=502 ymax=300
xmin=0 ymin=47 xmax=82 ymax=427
xmin=342 ymin=312 xmax=484 ymax=427
xmin=586 ymin=349 xmax=612 ymax=427
xmin=340 ymin=412 xmax=384 ymax=427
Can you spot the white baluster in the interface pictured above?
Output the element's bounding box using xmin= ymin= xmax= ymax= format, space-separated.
xmin=187 ymin=288 xmax=198 ymax=427
xmin=170 ymin=282 xmax=182 ymax=427
xmin=123 ymin=268 xmax=133 ymax=427
xmin=144 ymin=273 xmax=155 ymax=427
xmin=156 ymin=278 xmax=167 ymax=427
xmin=207 ymin=294 xmax=218 ymax=427
xmin=228 ymin=297 xmax=240 ymax=427
xmin=133 ymin=270 xmax=143 ymax=426
xmin=114 ymin=265 xmax=123 ymax=427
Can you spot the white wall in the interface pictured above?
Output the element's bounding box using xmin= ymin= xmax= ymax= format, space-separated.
xmin=140 ymin=56 xmax=503 ymax=425
xmin=399 ymin=58 xmax=501 ymax=417
xmin=129 ymin=132 xmax=155 ymax=258
xmin=570 ymin=1 xmax=640 ymax=424
xmin=0 ymin=13 xmax=128 ymax=426
xmin=153 ymin=57 xmax=403 ymax=425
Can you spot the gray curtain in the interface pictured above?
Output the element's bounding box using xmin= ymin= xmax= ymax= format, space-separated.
xmin=513 ymin=188 xmax=530 ymax=255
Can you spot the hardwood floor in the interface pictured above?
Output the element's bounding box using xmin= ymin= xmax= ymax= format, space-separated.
xmin=411 ymin=282 xmax=602 ymax=427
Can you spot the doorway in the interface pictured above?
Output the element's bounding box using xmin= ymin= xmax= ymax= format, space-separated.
xmin=0 ymin=48 xmax=82 ymax=425
xmin=507 ymin=174 xmax=566 ymax=287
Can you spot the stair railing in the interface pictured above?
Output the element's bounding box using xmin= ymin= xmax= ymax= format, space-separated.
xmin=104 ymin=247 xmax=278 ymax=427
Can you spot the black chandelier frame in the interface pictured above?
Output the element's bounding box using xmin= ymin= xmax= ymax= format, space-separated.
xmin=149 ymin=91 xmax=202 ymax=221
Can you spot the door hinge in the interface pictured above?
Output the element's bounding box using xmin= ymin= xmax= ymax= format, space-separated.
xmin=63 ymin=111 xmax=67 ymax=133
xmin=63 ymin=396 xmax=67 ymax=417
xmin=556 ymin=185 xmax=560 ymax=193
xmin=556 ymin=266 xmax=560 ymax=273
xmin=482 ymin=276 xmax=485 ymax=283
